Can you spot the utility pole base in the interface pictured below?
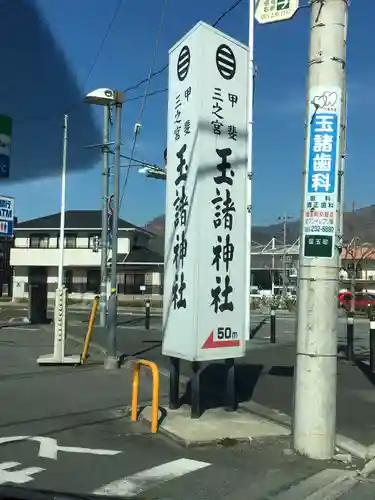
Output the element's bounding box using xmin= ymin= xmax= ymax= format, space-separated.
xmin=37 ymin=353 xmax=81 ymax=365
xmin=293 ymin=353 xmax=336 ymax=460
xmin=104 ymin=355 xmax=118 ymax=370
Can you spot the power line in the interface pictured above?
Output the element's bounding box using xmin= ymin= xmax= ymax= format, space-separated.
xmin=119 ymin=0 xmax=246 ymax=210
xmin=126 ymin=88 xmax=167 ymax=101
xmin=213 ymin=0 xmax=244 ymax=27
xmin=108 ymin=148 xmax=158 ymax=167
xmin=12 ymin=0 xmax=245 ymax=127
xmin=13 ymin=0 xmax=124 ymax=126
xmin=81 ymin=0 xmax=125 ymax=89
xmin=123 ymin=0 xmax=246 ymax=94
xmin=124 ymin=65 xmax=168 ymax=93
xmin=120 ymin=153 xmax=156 ymax=167
xmin=119 ymin=0 xmax=170 ymax=211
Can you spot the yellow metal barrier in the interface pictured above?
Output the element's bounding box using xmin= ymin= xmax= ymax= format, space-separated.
xmin=131 ymin=359 xmax=160 ymax=433
xmin=81 ymin=295 xmax=100 ymax=364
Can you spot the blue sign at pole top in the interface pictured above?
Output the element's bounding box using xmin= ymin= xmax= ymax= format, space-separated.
xmin=307 ymin=113 xmax=338 ymax=195
xmin=0 ymin=195 xmax=14 ymax=237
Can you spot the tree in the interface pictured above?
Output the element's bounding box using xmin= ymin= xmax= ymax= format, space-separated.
xmin=341 ymin=237 xmax=375 ymax=313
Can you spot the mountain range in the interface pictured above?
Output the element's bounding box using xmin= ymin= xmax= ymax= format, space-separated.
xmin=145 ymin=204 xmax=375 ymax=250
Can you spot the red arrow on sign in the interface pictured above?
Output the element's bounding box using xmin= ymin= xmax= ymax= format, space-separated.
xmin=202 ymin=331 xmax=240 ymax=349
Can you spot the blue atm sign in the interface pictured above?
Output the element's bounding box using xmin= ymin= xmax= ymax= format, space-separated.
xmin=0 ymin=195 xmax=14 ymax=237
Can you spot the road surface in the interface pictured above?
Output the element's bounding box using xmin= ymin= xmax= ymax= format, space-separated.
xmin=0 ymin=325 xmax=348 ymax=500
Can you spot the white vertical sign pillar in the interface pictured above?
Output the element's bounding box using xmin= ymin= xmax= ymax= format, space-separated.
xmin=37 ymin=114 xmax=80 ymax=366
xmin=162 ymin=22 xmax=250 ymax=362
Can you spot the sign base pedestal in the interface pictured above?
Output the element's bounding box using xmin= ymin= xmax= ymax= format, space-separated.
xmin=37 ymin=353 xmax=81 ymax=365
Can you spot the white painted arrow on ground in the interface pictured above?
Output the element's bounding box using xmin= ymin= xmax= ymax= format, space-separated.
xmin=0 ymin=461 xmax=45 ymax=485
xmin=0 ymin=436 xmax=122 ymax=460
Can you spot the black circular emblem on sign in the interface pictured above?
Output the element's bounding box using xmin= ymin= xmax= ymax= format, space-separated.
xmin=216 ymin=44 xmax=236 ymax=80
xmin=177 ymin=45 xmax=190 ymax=81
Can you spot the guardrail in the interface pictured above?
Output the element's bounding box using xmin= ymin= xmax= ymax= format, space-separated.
xmin=131 ymin=359 xmax=160 ymax=433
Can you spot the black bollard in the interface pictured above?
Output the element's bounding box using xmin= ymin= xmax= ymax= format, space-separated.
xmin=270 ymin=306 xmax=276 ymax=343
xmin=225 ymin=358 xmax=237 ymax=412
xmin=145 ymin=299 xmax=151 ymax=330
xmin=191 ymin=362 xmax=201 ymax=419
xmin=370 ymin=311 xmax=375 ymax=372
xmin=346 ymin=310 xmax=354 ymax=362
xmin=169 ymin=357 xmax=180 ymax=409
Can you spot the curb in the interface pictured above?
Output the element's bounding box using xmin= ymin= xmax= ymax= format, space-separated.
xmin=0 ymin=317 xmax=31 ymax=327
xmin=66 ymin=329 xmax=373 ymax=461
xmin=122 ymin=404 xmax=254 ymax=449
xmin=0 ymin=302 xmax=163 ymax=314
xmin=142 ymin=416 xmax=252 ymax=449
xmin=138 ymin=364 xmax=373 ymax=461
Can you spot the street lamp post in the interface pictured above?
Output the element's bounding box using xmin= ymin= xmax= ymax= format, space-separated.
xmin=138 ymin=164 xmax=166 ymax=180
xmin=85 ymin=88 xmax=124 ymax=370
xmin=99 ymin=105 xmax=110 ymax=327
xmin=107 ymin=97 xmax=123 ymax=369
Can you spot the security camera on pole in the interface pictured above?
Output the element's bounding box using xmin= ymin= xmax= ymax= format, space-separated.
xmin=293 ymin=0 xmax=348 ymax=459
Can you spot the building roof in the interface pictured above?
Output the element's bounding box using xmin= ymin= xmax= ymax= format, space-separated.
xmin=114 ymin=246 xmax=164 ymax=265
xmin=342 ymin=245 xmax=375 ymax=261
xmin=15 ymin=210 xmax=153 ymax=234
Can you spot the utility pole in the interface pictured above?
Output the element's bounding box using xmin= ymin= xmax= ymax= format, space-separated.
xmin=278 ymin=213 xmax=292 ymax=298
xmin=245 ymin=0 xmax=255 ymax=342
xmin=99 ymin=105 xmax=110 ymax=327
xmin=293 ymin=0 xmax=348 ymax=460
xmin=105 ymin=98 xmax=123 ymax=370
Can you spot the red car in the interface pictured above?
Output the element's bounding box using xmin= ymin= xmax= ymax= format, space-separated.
xmin=338 ymin=291 xmax=375 ymax=313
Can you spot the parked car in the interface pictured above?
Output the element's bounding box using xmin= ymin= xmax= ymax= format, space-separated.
xmin=338 ymin=291 xmax=375 ymax=315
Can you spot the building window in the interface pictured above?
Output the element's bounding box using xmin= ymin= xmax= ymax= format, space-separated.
xmin=63 ymin=269 xmax=73 ymax=293
xmin=86 ymin=269 xmax=100 ymax=293
xmin=30 ymin=234 xmax=49 ymax=248
xmin=124 ymin=273 xmax=146 ymax=294
xmin=65 ymin=234 xmax=77 ymax=249
xmin=57 ymin=233 xmax=77 ymax=249
xmin=89 ymin=234 xmax=101 ymax=249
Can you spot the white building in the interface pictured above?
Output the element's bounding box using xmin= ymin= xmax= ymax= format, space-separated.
xmin=10 ymin=210 xmax=164 ymax=301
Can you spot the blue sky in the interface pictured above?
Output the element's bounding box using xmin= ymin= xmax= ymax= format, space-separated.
xmin=2 ymin=0 xmax=374 ymax=227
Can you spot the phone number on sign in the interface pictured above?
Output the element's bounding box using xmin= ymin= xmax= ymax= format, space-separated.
xmin=305 ymin=225 xmax=334 ymax=233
